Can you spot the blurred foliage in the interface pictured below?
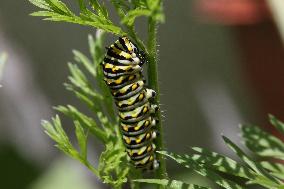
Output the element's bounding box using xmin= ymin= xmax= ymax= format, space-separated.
xmin=29 ymin=158 xmax=95 ymax=189
xmin=0 ymin=145 xmax=40 ymax=189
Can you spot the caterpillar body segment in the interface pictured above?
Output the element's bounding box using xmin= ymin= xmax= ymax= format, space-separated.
xmin=102 ymin=37 xmax=159 ymax=169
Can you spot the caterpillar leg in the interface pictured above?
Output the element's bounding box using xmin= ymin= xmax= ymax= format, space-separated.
xmin=150 ymin=104 xmax=159 ymax=114
xmin=145 ymin=88 xmax=156 ymax=99
xmin=151 ymin=118 xmax=158 ymax=126
xmin=152 ymin=159 xmax=160 ymax=170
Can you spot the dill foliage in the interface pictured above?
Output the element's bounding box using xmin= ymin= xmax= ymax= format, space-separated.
xmin=29 ymin=0 xmax=165 ymax=188
xmin=29 ymin=1 xmax=284 ymax=189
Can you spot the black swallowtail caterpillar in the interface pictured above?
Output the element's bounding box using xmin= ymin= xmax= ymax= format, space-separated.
xmin=102 ymin=37 xmax=159 ymax=169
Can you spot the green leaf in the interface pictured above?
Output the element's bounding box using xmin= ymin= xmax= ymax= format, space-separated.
xmin=45 ymin=0 xmax=74 ymax=16
xmin=73 ymin=50 xmax=96 ymax=78
xmin=88 ymin=32 xmax=117 ymax=123
xmin=145 ymin=0 xmax=160 ymax=10
xmin=28 ymin=0 xmax=51 ymax=10
xmin=42 ymin=115 xmax=79 ymax=158
xmin=89 ymin=0 xmax=109 ymax=19
xmin=98 ymin=142 xmax=129 ymax=188
xmin=158 ymin=151 xmax=244 ymax=189
xmin=122 ymin=8 xmax=151 ymax=26
xmin=241 ymin=125 xmax=284 ymax=159
xmin=68 ymin=63 xmax=89 ymax=86
xmin=261 ymin=161 xmax=284 ymax=180
xmin=246 ymin=175 xmax=280 ymax=189
xmin=30 ymin=1 xmax=126 ymax=36
xmin=76 ymin=0 xmax=87 ymax=12
xmin=74 ymin=121 xmax=88 ymax=160
xmin=88 ymin=32 xmax=105 ymax=70
xmin=67 ymin=62 xmax=103 ymax=101
xmin=191 ymin=147 xmax=256 ymax=180
xmin=134 ymin=179 xmax=211 ymax=189
xmin=88 ymin=34 xmax=96 ymax=61
xmin=222 ymin=136 xmax=280 ymax=183
xmin=145 ymin=0 xmax=165 ymax=22
xmin=270 ymin=115 xmax=284 ymax=136
xmin=55 ymin=105 xmax=108 ymax=143
xmin=130 ymin=0 xmax=147 ymax=8
xmin=109 ymin=0 xmax=129 ymax=18
xmin=30 ymin=11 xmax=56 ymax=17
xmin=42 ymin=115 xmax=100 ymax=177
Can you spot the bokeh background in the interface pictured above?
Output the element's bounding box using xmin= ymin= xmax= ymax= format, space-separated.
xmin=1 ymin=0 xmax=284 ymax=188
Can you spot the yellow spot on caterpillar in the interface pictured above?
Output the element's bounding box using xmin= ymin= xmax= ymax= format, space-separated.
xmin=123 ymin=37 xmax=133 ymax=52
xmin=132 ymin=84 xmax=138 ymax=90
xmin=128 ymin=75 xmax=135 ymax=81
xmin=127 ymin=149 xmax=133 ymax=156
xmin=143 ymin=107 xmax=148 ymax=113
xmin=146 ymin=133 xmax=151 ymax=139
xmin=122 ymin=125 xmax=128 ymax=131
xmin=115 ymin=77 xmax=123 ymax=84
xmin=136 ymin=137 xmax=142 ymax=143
xmin=138 ymin=94 xmax=144 ymax=101
xmin=105 ymin=63 xmax=112 ymax=69
xmin=124 ymin=136 xmax=131 ymax=144
xmin=145 ymin=120 xmax=150 ymax=126
xmin=150 ymin=156 xmax=154 ymax=161
xmin=119 ymin=112 xmax=126 ymax=119
xmin=112 ymin=66 xmax=118 ymax=72
xmin=123 ymin=53 xmax=131 ymax=59
xmin=147 ymin=146 xmax=152 ymax=152
xmin=120 ymin=87 xmax=128 ymax=93
xmin=134 ymin=125 xmax=141 ymax=131
xmin=131 ymin=112 xmax=137 ymax=118
xmin=138 ymin=148 xmax=145 ymax=155
xmin=112 ymin=46 xmax=132 ymax=59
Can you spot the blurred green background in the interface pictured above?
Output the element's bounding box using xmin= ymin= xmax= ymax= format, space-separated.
xmin=0 ymin=0 xmax=279 ymax=188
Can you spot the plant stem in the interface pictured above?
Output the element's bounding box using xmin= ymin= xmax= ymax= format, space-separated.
xmin=83 ymin=160 xmax=99 ymax=177
xmin=129 ymin=170 xmax=142 ymax=189
xmin=147 ymin=17 xmax=168 ymax=186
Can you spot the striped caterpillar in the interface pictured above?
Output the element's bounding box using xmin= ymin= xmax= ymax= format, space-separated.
xmin=102 ymin=37 xmax=159 ymax=169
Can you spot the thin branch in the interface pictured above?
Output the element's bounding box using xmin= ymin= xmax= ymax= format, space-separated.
xmin=147 ymin=17 xmax=168 ymax=188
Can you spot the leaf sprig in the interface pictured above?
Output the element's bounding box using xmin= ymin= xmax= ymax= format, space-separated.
xmin=42 ymin=32 xmax=130 ymax=188
xmin=143 ymin=116 xmax=284 ymax=189
xmin=29 ymin=0 xmax=166 ymax=188
xmin=29 ymin=0 xmax=164 ymax=44
xmin=29 ymin=0 xmax=125 ymax=35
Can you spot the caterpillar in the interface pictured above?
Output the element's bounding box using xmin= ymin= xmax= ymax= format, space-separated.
xmin=102 ymin=37 xmax=159 ymax=169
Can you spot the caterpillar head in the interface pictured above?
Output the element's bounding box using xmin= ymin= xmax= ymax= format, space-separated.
xmin=120 ymin=37 xmax=147 ymax=66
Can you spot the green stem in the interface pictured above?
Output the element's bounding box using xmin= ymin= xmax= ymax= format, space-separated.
xmin=83 ymin=160 xmax=99 ymax=177
xmin=147 ymin=17 xmax=168 ymax=186
xmin=129 ymin=170 xmax=142 ymax=189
